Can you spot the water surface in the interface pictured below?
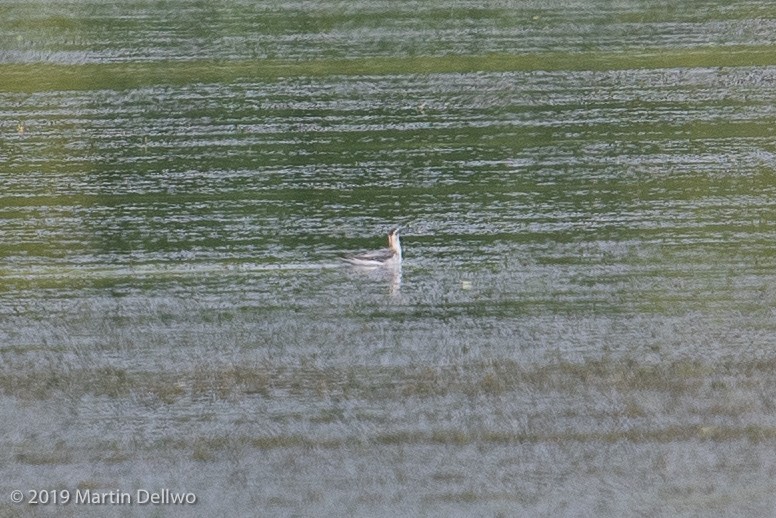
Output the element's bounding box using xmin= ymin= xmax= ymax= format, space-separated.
xmin=2 ymin=0 xmax=776 ymax=516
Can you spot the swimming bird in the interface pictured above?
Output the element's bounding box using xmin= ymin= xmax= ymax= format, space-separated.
xmin=342 ymin=228 xmax=402 ymax=267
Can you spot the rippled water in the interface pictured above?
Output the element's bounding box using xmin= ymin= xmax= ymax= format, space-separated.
xmin=4 ymin=0 xmax=776 ymax=63
xmin=3 ymin=0 xmax=776 ymax=516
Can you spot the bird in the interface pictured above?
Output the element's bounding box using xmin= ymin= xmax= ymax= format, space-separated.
xmin=341 ymin=228 xmax=402 ymax=267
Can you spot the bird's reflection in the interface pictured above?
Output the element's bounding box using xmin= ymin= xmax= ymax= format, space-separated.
xmin=389 ymin=264 xmax=402 ymax=297
xmin=347 ymin=262 xmax=402 ymax=297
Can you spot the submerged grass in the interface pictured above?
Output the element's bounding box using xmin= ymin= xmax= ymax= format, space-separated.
xmin=52 ymin=424 xmax=776 ymax=458
xmin=0 ymin=356 xmax=773 ymax=405
xmin=10 ymin=423 xmax=776 ymax=469
xmin=3 ymin=46 xmax=775 ymax=92
xmin=5 ymin=350 xmax=776 ymax=518
xmin=5 ymin=355 xmax=776 ymax=466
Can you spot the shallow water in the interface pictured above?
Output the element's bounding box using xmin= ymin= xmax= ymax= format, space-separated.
xmin=3 ymin=0 xmax=776 ymax=516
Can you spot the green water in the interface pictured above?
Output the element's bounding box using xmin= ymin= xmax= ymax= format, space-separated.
xmin=3 ymin=0 xmax=776 ymax=515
